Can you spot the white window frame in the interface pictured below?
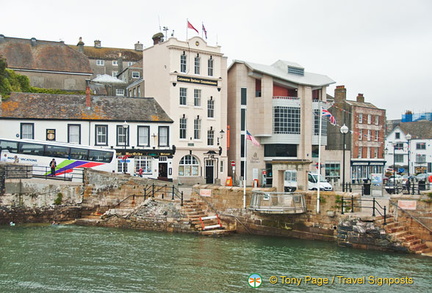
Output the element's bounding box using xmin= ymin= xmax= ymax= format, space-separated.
xmin=132 ymin=71 xmax=140 ymax=79
xmin=96 ymin=60 xmax=105 ymax=66
xmin=68 ymin=124 xmax=81 ymax=144
xmin=180 ymin=88 xmax=187 ymax=105
xmin=138 ymin=126 xmax=150 ymax=147
xmin=194 ymin=118 xmax=201 ymax=139
xmin=95 ymin=125 xmax=108 ymax=146
xmin=194 ymin=89 xmax=201 ymax=107
xmin=116 ymin=89 xmax=125 ymax=96
xmin=179 ymin=117 xmax=187 ymax=139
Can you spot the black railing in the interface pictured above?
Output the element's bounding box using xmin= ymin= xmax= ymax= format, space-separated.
xmin=340 ymin=196 xmax=387 ymax=224
xmin=389 ymin=201 xmax=432 ymax=234
xmin=143 ymin=183 xmax=183 ymax=206
xmin=4 ymin=164 xmax=84 ymax=182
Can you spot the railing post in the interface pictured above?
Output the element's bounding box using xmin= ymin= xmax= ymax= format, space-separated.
xmin=143 ymin=186 xmax=147 ymax=201
xmin=181 ymin=191 xmax=183 ymax=206
xmin=341 ymin=197 xmax=344 ymax=214
xmin=152 ymin=183 xmax=155 ymax=198
xmin=351 ymin=194 xmax=354 ymax=213
xmin=172 ymin=185 xmax=175 ymax=200
xmin=383 ymin=206 xmax=387 ymax=225
xmin=349 ymin=183 xmax=352 ymax=192
xmin=372 ymin=198 xmax=376 ymax=217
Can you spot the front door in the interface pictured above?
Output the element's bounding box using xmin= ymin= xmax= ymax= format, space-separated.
xmin=158 ymin=162 xmax=168 ymax=179
xmin=205 ymin=160 xmax=214 ymax=184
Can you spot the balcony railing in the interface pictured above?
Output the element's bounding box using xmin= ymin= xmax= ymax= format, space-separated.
xmin=272 ymin=96 xmax=299 ymax=100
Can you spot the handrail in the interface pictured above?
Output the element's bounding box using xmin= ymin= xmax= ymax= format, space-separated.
xmin=340 ymin=196 xmax=387 ymax=224
xmin=112 ymin=193 xmax=136 ymax=209
xmin=143 ymin=182 xmax=183 ymax=206
xmin=389 ymin=200 xmax=432 ymax=234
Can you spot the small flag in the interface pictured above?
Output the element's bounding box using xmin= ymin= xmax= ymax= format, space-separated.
xmin=202 ymin=23 xmax=207 ymax=39
xmin=246 ymin=130 xmax=260 ymax=146
xmin=321 ymin=108 xmax=336 ymax=125
xmin=187 ymin=20 xmax=198 ymax=33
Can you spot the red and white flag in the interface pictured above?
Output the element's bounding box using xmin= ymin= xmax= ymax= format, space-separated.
xmin=246 ymin=130 xmax=260 ymax=146
xmin=187 ymin=20 xmax=198 ymax=33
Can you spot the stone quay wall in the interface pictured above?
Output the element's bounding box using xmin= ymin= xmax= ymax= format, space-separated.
xmin=191 ymin=185 xmax=350 ymax=241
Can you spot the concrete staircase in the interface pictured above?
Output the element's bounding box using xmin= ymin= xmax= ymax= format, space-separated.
xmin=182 ymin=198 xmax=235 ymax=236
xmin=376 ymin=216 xmax=432 ymax=255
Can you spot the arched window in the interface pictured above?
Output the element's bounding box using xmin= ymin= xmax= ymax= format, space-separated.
xmin=178 ymin=155 xmax=199 ymax=176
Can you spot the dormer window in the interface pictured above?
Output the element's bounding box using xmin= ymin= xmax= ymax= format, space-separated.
xmin=288 ymin=66 xmax=304 ymax=76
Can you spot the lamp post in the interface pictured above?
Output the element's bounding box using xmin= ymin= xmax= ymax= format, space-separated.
xmin=406 ymin=133 xmax=411 ymax=176
xmin=340 ymin=124 xmax=349 ymax=192
xmin=392 ymin=141 xmax=397 ymax=193
xmin=122 ymin=121 xmax=128 ymax=173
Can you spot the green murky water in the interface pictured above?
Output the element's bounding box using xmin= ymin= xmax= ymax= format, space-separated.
xmin=0 ymin=224 xmax=431 ymax=292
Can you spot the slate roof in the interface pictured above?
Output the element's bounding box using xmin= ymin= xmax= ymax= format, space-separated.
xmin=1 ymin=92 xmax=173 ymax=123
xmin=70 ymin=44 xmax=142 ymax=61
xmin=0 ymin=35 xmax=92 ymax=74
xmin=398 ymin=121 xmax=432 ymax=140
xmin=229 ymin=59 xmax=335 ymax=87
xmin=345 ymin=100 xmax=380 ymax=109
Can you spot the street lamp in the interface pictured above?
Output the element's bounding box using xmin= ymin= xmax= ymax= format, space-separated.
xmin=122 ymin=121 xmax=129 ymax=173
xmin=406 ymin=133 xmax=411 ymax=176
xmin=340 ymin=124 xmax=349 ymax=192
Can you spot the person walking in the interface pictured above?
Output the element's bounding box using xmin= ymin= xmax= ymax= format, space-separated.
xmin=50 ymin=159 xmax=57 ymax=176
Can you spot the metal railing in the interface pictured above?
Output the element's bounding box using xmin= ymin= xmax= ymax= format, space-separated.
xmin=389 ymin=200 xmax=432 ymax=234
xmin=143 ymin=183 xmax=183 ymax=206
xmin=339 ymin=195 xmax=387 ymax=224
xmin=250 ymin=191 xmax=306 ymax=214
xmin=4 ymin=164 xmax=83 ymax=182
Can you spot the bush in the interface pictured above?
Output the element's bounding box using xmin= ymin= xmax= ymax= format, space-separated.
xmin=54 ymin=193 xmax=63 ymax=205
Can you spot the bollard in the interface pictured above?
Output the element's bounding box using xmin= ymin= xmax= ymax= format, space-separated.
xmin=181 ymin=191 xmax=184 ymax=206
xmin=341 ymin=197 xmax=345 ymax=215
xmin=372 ymin=198 xmax=376 ymax=217
xmin=172 ymin=185 xmax=175 ymax=200
xmin=383 ymin=206 xmax=387 ymax=225
xmin=351 ymin=194 xmax=354 ymax=213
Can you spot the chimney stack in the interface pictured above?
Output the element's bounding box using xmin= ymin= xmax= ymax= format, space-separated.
xmin=77 ymin=37 xmax=85 ymax=53
xmin=94 ymin=40 xmax=101 ymax=48
xmin=152 ymin=32 xmax=164 ymax=45
xmin=85 ymin=80 xmax=91 ymax=108
xmin=334 ymin=85 xmax=346 ymax=103
xmin=356 ymin=93 xmax=364 ymax=103
xmin=117 ymin=53 xmax=123 ymax=76
xmin=134 ymin=41 xmax=144 ymax=51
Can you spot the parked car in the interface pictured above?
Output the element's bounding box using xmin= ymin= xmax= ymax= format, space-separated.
xmin=308 ymin=173 xmax=333 ymax=191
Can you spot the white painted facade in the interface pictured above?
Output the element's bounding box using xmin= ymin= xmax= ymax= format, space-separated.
xmin=142 ymin=36 xmax=228 ymax=185
xmin=0 ymin=118 xmax=173 ymax=178
xmin=385 ymin=126 xmax=432 ymax=175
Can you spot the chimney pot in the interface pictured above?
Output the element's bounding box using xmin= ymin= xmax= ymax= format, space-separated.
xmin=94 ymin=40 xmax=101 ymax=48
xmin=357 ymin=93 xmax=365 ymax=103
xmin=334 ymin=85 xmax=346 ymax=103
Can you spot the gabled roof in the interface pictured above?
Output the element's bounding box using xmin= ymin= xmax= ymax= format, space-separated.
xmin=1 ymin=92 xmax=173 ymax=123
xmin=229 ymin=59 xmax=335 ymax=87
xmin=398 ymin=121 xmax=432 ymax=140
xmin=0 ymin=35 xmax=92 ymax=74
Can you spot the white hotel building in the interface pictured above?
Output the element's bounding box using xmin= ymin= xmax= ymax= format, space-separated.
xmin=142 ymin=34 xmax=228 ymax=185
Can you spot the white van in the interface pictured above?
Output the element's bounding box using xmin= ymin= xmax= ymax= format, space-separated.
xmin=283 ymin=170 xmax=297 ymax=192
xmin=308 ymin=173 xmax=333 ymax=191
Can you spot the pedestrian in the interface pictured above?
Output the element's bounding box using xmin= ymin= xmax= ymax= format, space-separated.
xmin=13 ymin=155 xmax=19 ymax=163
xmin=1 ymin=154 xmax=7 ymax=162
xmin=50 ymin=158 xmax=57 ymax=176
xmin=138 ymin=168 xmax=143 ymax=177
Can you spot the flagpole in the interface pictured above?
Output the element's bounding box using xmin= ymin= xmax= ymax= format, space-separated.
xmin=243 ymin=129 xmax=247 ymax=209
xmin=317 ymin=103 xmax=322 ymax=214
xmin=186 ymin=19 xmax=188 ymax=40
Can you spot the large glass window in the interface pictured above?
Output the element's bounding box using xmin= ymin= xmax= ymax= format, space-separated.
xmin=135 ymin=156 xmax=152 ymax=174
xmin=20 ymin=123 xmax=34 ymax=139
xmin=180 ymin=53 xmax=186 ymax=73
xmin=0 ymin=140 xmax=18 ymax=153
xmin=313 ymin=109 xmax=327 ymax=135
xmin=68 ymin=124 xmax=81 ymax=144
xmin=45 ymin=145 xmax=69 ymax=158
xmin=194 ymin=89 xmax=201 ymax=107
xmin=207 ymin=98 xmax=214 ymax=118
xmin=95 ymin=125 xmax=108 ymax=146
xmin=179 ymin=117 xmax=187 ymax=139
xmin=178 ymin=155 xmax=199 ymax=176
xmin=70 ymin=148 xmax=88 ymax=160
xmin=159 ymin=126 xmax=169 ymax=147
xmin=20 ymin=142 xmax=45 ymax=156
xmin=273 ymin=106 xmax=300 ymax=134
xmin=138 ymin=126 xmax=150 ymax=146
xmin=180 ymin=88 xmax=187 ymax=105
xmin=325 ymin=163 xmax=340 ymax=179
xmin=194 ymin=118 xmax=201 ymax=139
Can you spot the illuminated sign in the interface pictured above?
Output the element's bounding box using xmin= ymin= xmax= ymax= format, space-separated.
xmin=177 ymin=75 xmax=218 ymax=86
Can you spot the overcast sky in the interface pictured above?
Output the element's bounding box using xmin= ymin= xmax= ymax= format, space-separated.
xmin=2 ymin=0 xmax=431 ymax=119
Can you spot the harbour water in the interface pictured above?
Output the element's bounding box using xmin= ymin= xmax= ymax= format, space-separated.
xmin=1 ymin=224 xmax=431 ymax=292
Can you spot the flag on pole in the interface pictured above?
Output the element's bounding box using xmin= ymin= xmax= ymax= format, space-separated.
xmin=321 ymin=108 xmax=336 ymax=125
xmin=246 ymin=130 xmax=260 ymax=146
xmin=202 ymin=23 xmax=207 ymax=39
xmin=187 ymin=20 xmax=199 ymax=33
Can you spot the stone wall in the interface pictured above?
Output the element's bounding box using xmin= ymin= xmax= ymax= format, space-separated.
xmin=192 ymin=185 xmax=351 ymax=241
xmin=0 ymin=206 xmax=82 ymax=225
